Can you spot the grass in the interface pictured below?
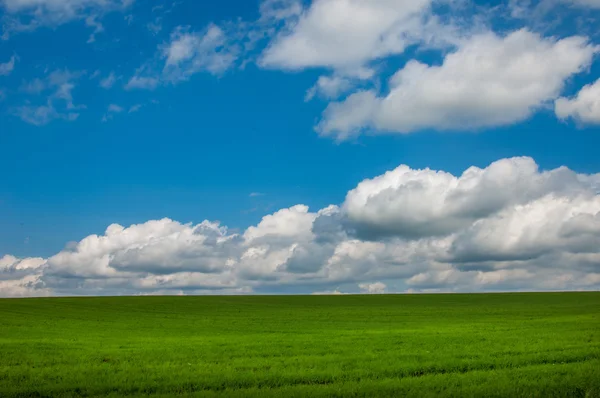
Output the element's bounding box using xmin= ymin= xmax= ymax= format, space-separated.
xmin=0 ymin=292 xmax=599 ymax=397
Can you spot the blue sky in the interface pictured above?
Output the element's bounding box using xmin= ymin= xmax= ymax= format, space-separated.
xmin=1 ymin=0 xmax=600 ymax=296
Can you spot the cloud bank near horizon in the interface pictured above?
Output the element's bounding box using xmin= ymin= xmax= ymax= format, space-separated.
xmin=3 ymin=156 xmax=600 ymax=297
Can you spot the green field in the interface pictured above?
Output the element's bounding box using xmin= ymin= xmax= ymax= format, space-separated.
xmin=0 ymin=293 xmax=599 ymax=397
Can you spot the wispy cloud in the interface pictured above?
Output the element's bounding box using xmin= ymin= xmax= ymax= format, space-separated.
xmin=108 ymin=104 xmax=123 ymax=113
xmin=13 ymin=69 xmax=85 ymax=125
xmin=1 ymin=0 xmax=133 ymax=39
xmin=85 ymin=14 xmax=104 ymax=43
xmin=99 ymin=72 xmax=118 ymax=89
xmin=128 ymin=104 xmax=143 ymax=113
xmin=147 ymin=19 xmax=163 ymax=34
xmin=20 ymin=78 xmax=45 ymax=94
xmin=0 ymin=55 xmax=16 ymax=76
xmin=102 ymin=103 xmax=124 ymax=122
xmin=13 ymin=102 xmax=79 ymax=126
xmin=125 ymin=75 xmax=159 ymax=91
xmin=126 ymin=22 xmax=241 ymax=90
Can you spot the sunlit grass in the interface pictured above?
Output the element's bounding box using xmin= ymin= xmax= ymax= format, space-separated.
xmin=0 ymin=293 xmax=599 ymax=397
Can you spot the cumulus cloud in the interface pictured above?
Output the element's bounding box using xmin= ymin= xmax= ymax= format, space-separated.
xmin=244 ymin=205 xmax=316 ymax=244
xmin=0 ymin=255 xmax=49 ymax=298
xmin=317 ymin=90 xmax=379 ymax=140
xmin=45 ymin=219 xmax=239 ymax=279
xmin=312 ymin=289 xmax=347 ymax=295
xmin=342 ymin=157 xmax=596 ymax=239
xmin=406 ymin=267 xmax=536 ymax=291
xmin=305 ymin=75 xmax=354 ymax=101
xmin=555 ymin=78 xmax=600 ymax=125
xmin=318 ymin=29 xmax=598 ymax=139
xmin=260 ymin=0 xmax=441 ymax=72
xmin=1 ymin=254 xmax=45 ymax=271
xmin=3 ymin=156 xmax=600 ymax=297
xmin=447 ymin=194 xmax=600 ymax=264
xmin=358 ymin=281 xmax=386 ymax=294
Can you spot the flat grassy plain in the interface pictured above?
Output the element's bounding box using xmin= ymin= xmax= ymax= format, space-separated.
xmin=0 ymin=293 xmax=599 ymax=397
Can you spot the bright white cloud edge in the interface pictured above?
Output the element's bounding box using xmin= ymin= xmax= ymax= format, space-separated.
xmin=317 ymin=29 xmax=599 ymax=140
xmin=555 ymin=78 xmax=600 ymax=125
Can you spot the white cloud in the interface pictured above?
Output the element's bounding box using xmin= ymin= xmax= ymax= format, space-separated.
xmin=318 ymin=29 xmax=598 ymax=139
xmin=162 ymin=24 xmax=239 ymax=82
xmin=147 ymin=18 xmax=162 ymax=35
xmin=318 ymin=90 xmax=380 ymax=140
xmin=0 ymin=274 xmax=51 ymax=297
xmin=305 ymin=75 xmax=354 ymax=101
xmin=14 ymin=69 xmax=84 ymax=125
xmin=559 ymin=0 xmax=600 ymax=8
xmin=126 ymin=23 xmax=239 ymax=90
xmin=243 ymin=0 xmax=303 ymax=53
xmin=0 ymin=255 xmax=49 ymax=298
xmin=343 ymin=156 xmax=596 ymax=239
xmin=259 ymin=0 xmax=303 ymax=23
xmin=85 ymin=14 xmax=103 ymax=43
xmin=99 ymin=72 xmax=117 ymax=89
xmin=243 ymin=205 xmax=316 ymax=244
xmin=260 ymin=0 xmax=438 ymax=72
xmin=1 ymin=0 xmax=130 ymax=15
xmin=128 ymin=104 xmax=142 ymax=113
xmin=108 ymin=103 xmax=122 ymax=113
xmin=13 ymin=102 xmax=79 ymax=125
xmin=555 ymin=78 xmax=600 ymax=125
xmin=358 ymin=281 xmax=386 ymax=294
xmin=1 ymin=254 xmax=45 ymax=271
xmin=53 ymin=82 xmax=79 ymax=110
xmin=1 ymin=0 xmax=133 ymax=38
xmin=3 ymin=156 xmax=600 ymax=297
xmin=448 ymin=194 xmax=600 ymax=264
xmin=101 ymin=103 xmax=123 ymax=121
xmin=508 ymin=0 xmax=600 ymax=20
xmin=124 ymin=75 xmax=159 ymax=91
xmin=21 ymin=78 xmax=46 ymax=94
xmin=44 ymin=218 xmax=238 ymax=279
xmin=406 ymin=267 xmax=536 ymax=290
xmin=311 ymin=289 xmax=347 ymax=295
xmin=0 ymin=55 xmax=16 ymax=75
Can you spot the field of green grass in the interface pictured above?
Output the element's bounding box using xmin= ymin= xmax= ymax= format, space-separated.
xmin=0 ymin=293 xmax=599 ymax=397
